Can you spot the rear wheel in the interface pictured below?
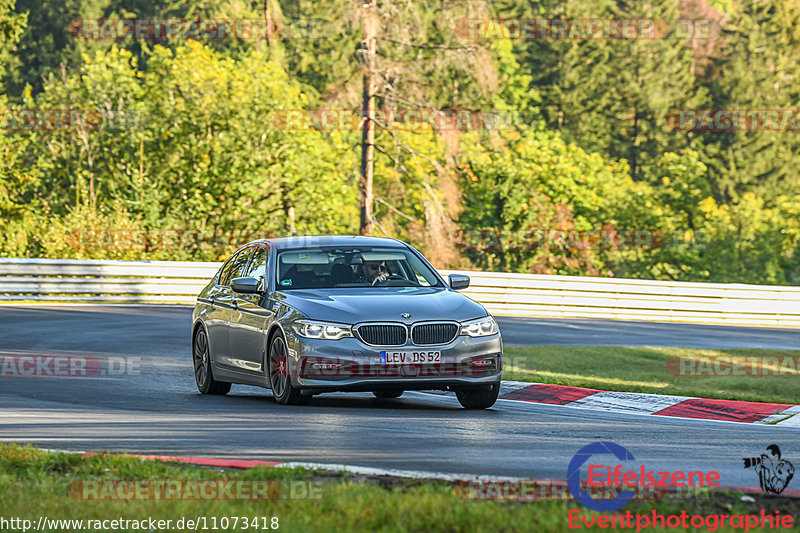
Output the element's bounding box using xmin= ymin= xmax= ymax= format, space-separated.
xmin=193 ymin=327 xmax=231 ymax=395
xmin=456 ymin=383 xmax=499 ymax=409
xmin=373 ymin=389 xmax=403 ymax=399
xmin=268 ymin=331 xmax=311 ymax=405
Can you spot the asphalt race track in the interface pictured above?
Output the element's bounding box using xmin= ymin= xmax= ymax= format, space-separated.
xmin=498 ymin=316 xmax=800 ymax=349
xmin=1 ymin=305 xmax=798 ymax=488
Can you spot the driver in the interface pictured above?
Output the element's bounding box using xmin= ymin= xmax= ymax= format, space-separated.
xmin=361 ymin=260 xmax=389 ymax=285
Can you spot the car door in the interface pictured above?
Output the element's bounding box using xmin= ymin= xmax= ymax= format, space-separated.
xmin=207 ymin=248 xmax=252 ymax=370
xmin=229 ymin=245 xmax=273 ymax=374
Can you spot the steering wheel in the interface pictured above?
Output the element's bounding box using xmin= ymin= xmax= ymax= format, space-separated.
xmin=372 ymin=274 xmax=405 ymax=286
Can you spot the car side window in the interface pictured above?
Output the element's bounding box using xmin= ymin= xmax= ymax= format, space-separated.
xmin=217 ymin=253 xmax=238 ymax=287
xmin=244 ymin=249 xmax=268 ymax=292
xmin=230 ymin=248 xmax=253 ymax=283
xmin=220 ymin=249 xmax=252 ymax=286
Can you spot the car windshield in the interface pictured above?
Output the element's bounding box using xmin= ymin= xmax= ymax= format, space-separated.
xmin=276 ymin=246 xmax=443 ymax=289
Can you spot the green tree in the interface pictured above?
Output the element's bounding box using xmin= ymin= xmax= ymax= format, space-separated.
xmin=0 ymin=0 xmax=35 ymax=256
xmin=13 ymin=41 xmax=358 ymax=260
xmin=696 ymin=0 xmax=800 ymax=202
xmin=457 ymin=128 xmax=653 ymax=276
xmin=491 ymin=0 xmax=707 ymax=181
xmin=0 ymin=0 xmax=27 ymax=89
xmin=4 ymin=0 xmax=274 ymax=98
xmin=615 ymin=150 xmax=713 ymax=280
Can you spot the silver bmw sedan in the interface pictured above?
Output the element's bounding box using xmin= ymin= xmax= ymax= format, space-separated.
xmin=191 ymin=235 xmax=503 ymax=408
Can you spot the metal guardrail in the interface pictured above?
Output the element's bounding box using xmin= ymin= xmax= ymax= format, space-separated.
xmin=0 ymin=258 xmax=219 ymax=305
xmin=1 ymin=258 xmax=800 ymax=326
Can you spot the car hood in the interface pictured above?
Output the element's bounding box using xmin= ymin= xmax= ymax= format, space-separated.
xmin=274 ymin=286 xmax=488 ymax=324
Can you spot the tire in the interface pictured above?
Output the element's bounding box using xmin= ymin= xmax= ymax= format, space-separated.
xmin=373 ymin=389 xmax=403 ymax=399
xmin=268 ymin=331 xmax=311 ymax=406
xmin=193 ymin=327 xmax=231 ymax=395
xmin=456 ymin=383 xmax=500 ymax=409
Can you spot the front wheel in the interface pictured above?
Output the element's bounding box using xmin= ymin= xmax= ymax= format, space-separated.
xmin=193 ymin=327 xmax=231 ymax=395
xmin=456 ymin=383 xmax=499 ymax=409
xmin=268 ymin=332 xmax=311 ymax=405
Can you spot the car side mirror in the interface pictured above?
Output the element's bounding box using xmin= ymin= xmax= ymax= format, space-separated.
xmin=449 ymin=274 xmax=470 ymax=290
xmin=231 ymin=277 xmax=261 ymax=294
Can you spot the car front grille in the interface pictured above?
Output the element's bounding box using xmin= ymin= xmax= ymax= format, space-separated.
xmin=356 ymin=324 xmax=407 ymax=346
xmin=411 ymin=323 xmax=459 ymax=345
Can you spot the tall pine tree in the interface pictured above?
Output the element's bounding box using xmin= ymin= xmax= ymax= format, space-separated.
xmin=494 ymin=0 xmax=707 ymax=181
xmin=698 ymin=0 xmax=800 ymax=201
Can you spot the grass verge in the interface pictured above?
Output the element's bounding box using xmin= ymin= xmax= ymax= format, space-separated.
xmin=502 ymin=346 xmax=800 ymax=404
xmin=1 ymin=444 xmax=798 ymax=532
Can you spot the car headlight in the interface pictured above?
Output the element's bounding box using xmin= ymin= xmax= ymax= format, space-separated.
xmin=460 ymin=316 xmax=498 ymax=337
xmin=292 ymin=320 xmax=353 ymax=340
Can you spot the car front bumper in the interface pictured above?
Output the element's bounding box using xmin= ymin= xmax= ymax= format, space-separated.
xmin=285 ymin=330 xmax=503 ymax=392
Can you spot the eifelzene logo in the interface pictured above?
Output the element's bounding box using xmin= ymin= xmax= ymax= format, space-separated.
xmin=743 ymin=445 xmax=795 ymax=495
xmin=567 ymin=441 xmax=720 ymax=512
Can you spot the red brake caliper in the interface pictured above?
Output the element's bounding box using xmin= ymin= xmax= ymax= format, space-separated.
xmin=272 ymin=355 xmax=287 ymax=376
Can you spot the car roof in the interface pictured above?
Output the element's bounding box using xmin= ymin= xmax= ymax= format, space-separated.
xmin=247 ymin=235 xmax=409 ymax=251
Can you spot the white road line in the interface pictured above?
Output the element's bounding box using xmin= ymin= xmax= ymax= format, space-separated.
xmin=774 ymin=414 xmax=800 ymax=427
xmin=33 ymin=447 xmax=525 ymax=481
xmin=279 ymin=462 xmax=526 ymax=482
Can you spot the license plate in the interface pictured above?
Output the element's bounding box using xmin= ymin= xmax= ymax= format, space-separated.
xmin=380 ymin=351 xmax=441 ymax=364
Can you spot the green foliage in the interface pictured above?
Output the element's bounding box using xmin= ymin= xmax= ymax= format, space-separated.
xmin=0 ymin=0 xmax=26 ymax=48
xmin=696 ymin=0 xmax=800 ymax=202
xmin=0 ymin=0 xmax=33 ymax=256
xmin=494 ymin=0 xmax=707 ymax=180
xmin=613 ymin=150 xmax=714 ymax=281
xmin=458 ymin=128 xmax=643 ymax=275
xmin=3 ymin=0 xmax=272 ymax=98
xmin=2 ymin=0 xmax=800 ymax=285
xmin=4 ymin=42 xmax=357 ymax=260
